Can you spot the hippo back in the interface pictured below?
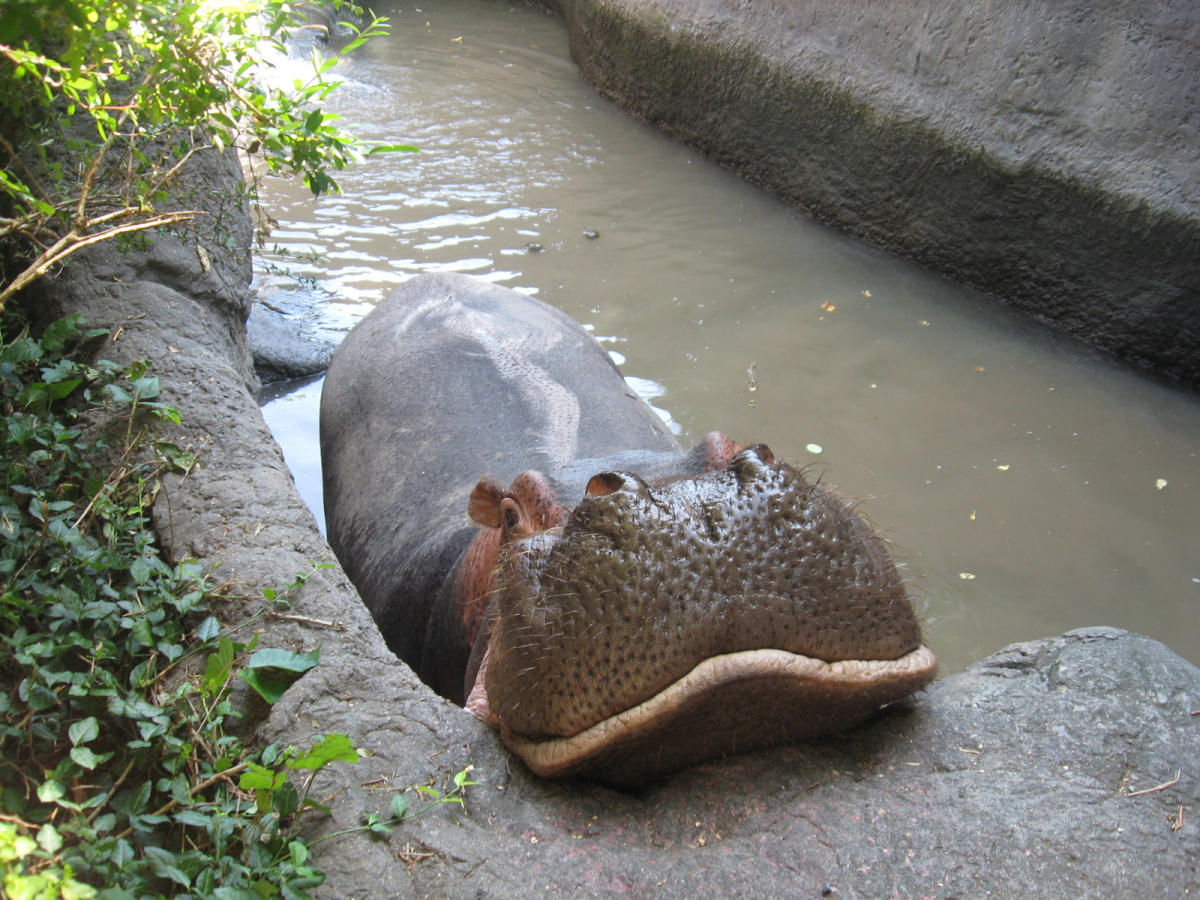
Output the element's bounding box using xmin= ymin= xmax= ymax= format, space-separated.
xmin=320 ymin=273 xmax=680 ymax=684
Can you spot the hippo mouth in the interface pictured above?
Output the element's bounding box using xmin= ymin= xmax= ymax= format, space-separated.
xmin=467 ymin=446 xmax=937 ymax=785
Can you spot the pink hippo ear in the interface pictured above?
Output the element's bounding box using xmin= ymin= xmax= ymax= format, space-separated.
xmin=468 ymin=478 xmax=506 ymax=528
xmin=502 ymin=470 xmax=568 ymax=539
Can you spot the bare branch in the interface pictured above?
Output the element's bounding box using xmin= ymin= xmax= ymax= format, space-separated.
xmin=0 ymin=209 xmax=205 ymax=312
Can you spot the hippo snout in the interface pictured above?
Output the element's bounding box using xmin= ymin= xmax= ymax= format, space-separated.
xmin=470 ymin=444 xmax=936 ymax=785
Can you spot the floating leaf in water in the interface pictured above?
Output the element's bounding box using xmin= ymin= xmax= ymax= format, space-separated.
xmin=806 ymin=443 xmax=823 ymax=455
xmin=996 ymin=464 xmax=1010 ymax=471
xmin=959 ymin=572 xmax=976 ymax=580
xmin=1155 ymin=478 xmax=1168 ymax=490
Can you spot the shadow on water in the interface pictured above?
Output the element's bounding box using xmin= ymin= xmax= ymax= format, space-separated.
xmin=257 ymin=0 xmax=1199 ymax=674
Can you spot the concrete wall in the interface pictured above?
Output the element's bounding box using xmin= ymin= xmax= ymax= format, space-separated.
xmin=544 ymin=0 xmax=1200 ymax=385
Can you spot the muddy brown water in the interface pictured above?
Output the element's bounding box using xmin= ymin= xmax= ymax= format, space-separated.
xmin=258 ymin=0 xmax=1199 ymax=675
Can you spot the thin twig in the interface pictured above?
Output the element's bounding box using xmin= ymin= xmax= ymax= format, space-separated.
xmin=112 ymin=761 xmax=249 ymax=842
xmin=86 ymin=758 xmax=138 ymax=824
xmin=267 ymin=611 xmax=345 ymax=630
xmin=1125 ymin=769 xmax=1181 ymax=797
xmin=0 ymin=209 xmax=204 ymax=309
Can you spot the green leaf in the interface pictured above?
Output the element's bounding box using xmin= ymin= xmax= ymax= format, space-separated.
xmin=238 ymin=646 xmax=319 ymax=704
xmin=145 ymin=846 xmax=191 ymax=888
xmin=196 ymin=615 xmax=220 ymax=642
xmin=452 ymin=766 xmax=480 ymax=789
xmin=37 ymin=780 xmax=65 ymax=803
xmin=129 ymin=555 xmax=156 ymax=585
xmin=129 ymin=616 xmax=154 ymax=647
xmin=287 ymin=733 xmax=358 ymax=771
xmin=70 ymin=746 xmax=100 ymax=769
xmin=390 ymin=793 xmax=407 ymax=821
xmin=272 ymin=782 xmax=300 ymax=817
xmin=203 ymin=636 xmax=235 ymax=693
xmin=36 ymin=823 xmax=62 ymax=853
xmin=245 ymin=647 xmax=320 ymax=673
xmin=131 ymin=375 xmax=160 ymax=400
xmin=174 ymin=810 xmax=212 ymax=828
xmin=69 ymin=716 xmax=100 ymax=745
xmin=239 ymin=763 xmax=285 ymax=793
xmin=18 ymin=378 xmax=82 ymax=410
xmin=239 ymin=667 xmax=294 ymax=704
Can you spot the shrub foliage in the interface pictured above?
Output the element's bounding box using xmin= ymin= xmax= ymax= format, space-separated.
xmin=0 ymin=3 xmax=456 ymax=896
xmin=0 ymin=0 xmax=412 ymax=309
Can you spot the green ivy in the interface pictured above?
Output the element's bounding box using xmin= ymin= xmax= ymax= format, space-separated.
xmin=0 ymin=0 xmax=416 ymax=309
xmin=0 ymin=314 xmax=474 ymax=898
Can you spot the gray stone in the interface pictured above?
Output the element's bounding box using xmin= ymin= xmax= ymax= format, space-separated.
xmin=247 ymin=285 xmax=338 ymax=383
xmin=539 ymin=0 xmax=1200 ymax=386
xmin=264 ymin=626 xmax=1199 ymax=899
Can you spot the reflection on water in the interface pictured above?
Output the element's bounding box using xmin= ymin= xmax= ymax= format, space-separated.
xmin=258 ymin=0 xmax=1199 ymax=673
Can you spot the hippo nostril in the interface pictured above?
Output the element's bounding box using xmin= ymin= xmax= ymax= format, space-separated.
xmin=586 ymin=472 xmax=626 ymax=497
xmin=749 ymin=443 xmax=775 ymax=465
xmin=731 ymin=445 xmax=775 ymax=483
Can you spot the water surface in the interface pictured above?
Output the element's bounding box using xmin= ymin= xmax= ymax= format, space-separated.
xmin=259 ymin=0 xmax=1199 ymax=674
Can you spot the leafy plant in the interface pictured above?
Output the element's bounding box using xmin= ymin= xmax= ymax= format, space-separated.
xmin=0 ymin=314 xmax=475 ymax=898
xmin=0 ymin=0 xmax=415 ymax=310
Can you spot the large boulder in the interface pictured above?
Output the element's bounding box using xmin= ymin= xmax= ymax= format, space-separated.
xmin=540 ymin=0 xmax=1200 ymax=386
xmin=264 ymin=627 xmax=1199 ymax=898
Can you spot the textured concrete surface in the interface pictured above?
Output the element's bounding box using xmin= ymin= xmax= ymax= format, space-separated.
xmin=543 ymin=0 xmax=1200 ymax=385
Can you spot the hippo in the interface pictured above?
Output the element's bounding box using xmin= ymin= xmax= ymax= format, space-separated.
xmin=320 ymin=272 xmax=936 ymax=786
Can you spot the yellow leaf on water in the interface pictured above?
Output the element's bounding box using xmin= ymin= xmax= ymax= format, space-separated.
xmin=959 ymin=572 xmax=976 ymax=580
xmin=1155 ymin=478 xmax=1168 ymax=490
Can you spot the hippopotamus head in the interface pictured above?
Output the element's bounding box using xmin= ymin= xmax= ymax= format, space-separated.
xmin=464 ymin=444 xmax=936 ymax=786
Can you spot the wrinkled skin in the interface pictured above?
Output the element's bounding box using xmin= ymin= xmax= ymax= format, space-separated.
xmin=322 ymin=273 xmax=935 ymax=786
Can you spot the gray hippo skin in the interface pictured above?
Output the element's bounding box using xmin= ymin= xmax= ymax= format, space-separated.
xmin=320 ymin=272 xmax=936 ymax=785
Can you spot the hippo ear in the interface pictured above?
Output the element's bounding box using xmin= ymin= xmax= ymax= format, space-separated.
xmin=468 ymin=478 xmax=506 ymax=528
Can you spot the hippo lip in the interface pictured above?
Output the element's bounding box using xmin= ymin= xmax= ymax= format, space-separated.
xmin=491 ymin=645 xmax=937 ymax=786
